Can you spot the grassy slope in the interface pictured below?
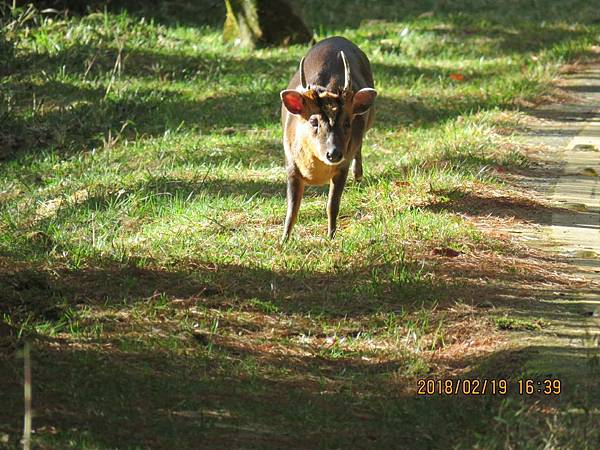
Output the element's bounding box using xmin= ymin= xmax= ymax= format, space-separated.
xmin=1 ymin=1 xmax=599 ymax=448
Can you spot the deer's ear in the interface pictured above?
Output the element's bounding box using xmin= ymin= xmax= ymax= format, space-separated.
xmin=281 ymin=90 xmax=305 ymax=115
xmin=352 ymin=88 xmax=377 ymax=115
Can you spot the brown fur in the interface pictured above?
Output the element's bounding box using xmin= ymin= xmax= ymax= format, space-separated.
xmin=296 ymin=134 xmax=336 ymax=185
xmin=285 ymin=92 xmax=349 ymax=185
xmin=280 ymin=36 xmax=376 ymax=241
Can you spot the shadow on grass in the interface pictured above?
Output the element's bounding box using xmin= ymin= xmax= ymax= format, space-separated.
xmin=8 ymin=43 xmax=297 ymax=81
xmin=1 ymin=292 xmax=597 ymax=449
xmin=2 ymin=189 xmax=598 ymax=449
xmin=5 ymin=13 xmax=593 ymax=162
xmin=76 ymin=176 xmax=286 ymax=210
xmin=374 ymin=92 xmax=512 ymax=129
xmin=421 ymin=22 xmax=590 ymax=54
xmin=10 ymin=0 xmax=227 ymax=28
xmin=302 ymin=0 xmax=600 ymax=30
xmin=0 ymin=34 xmax=568 ymax=162
xmin=1 ymin=80 xmax=283 ymax=161
xmin=1 ymin=44 xmax=297 ymax=160
xmin=424 ymin=188 xmax=588 ymax=226
xmin=16 ymin=0 xmax=600 ymax=31
xmin=0 ymin=339 xmax=518 ymax=449
xmin=0 ymin=257 xmax=436 ymax=322
xmin=2 ymin=231 xmax=590 ymax=324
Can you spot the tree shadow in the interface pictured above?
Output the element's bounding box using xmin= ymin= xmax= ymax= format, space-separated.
xmin=5 ymin=12 xmax=591 ymax=162
xmin=1 ymin=41 xmax=302 ymax=160
xmin=84 ymin=175 xmax=286 ymax=208
xmin=2 ymin=200 xmax=597 ymax=448
xmin=16 ymin=0 xmax=600 ymax=32
xmin=9 ymin=42 xmax=297 ymax=81
xmin=421 ymin=22 xmax=589 ymax=55
xmin=0 ymin=257 xmax=438 ymax=322
xmin=371 ymin=58 xmax=535 ymax=129
xmin=3 ymin=2 xmax=600 ymax=447
xmin=374 ymin=93 xmax=511 ymax=129
xmin=2 ymin=224 xmax=589 ymax=324
xmin=1 ymin=278 xmax=597 ymax=449
xmin=424 ymin=188 xmax=584 ymax=226
xmin=1 ymin=79 xmax=283 ymax=162
xmin=4 ymin=39 xmax=521 ymax=162
xmin=371 ymin=61 xmax=457 ymax=85
xmin=0 ymin=337 xmax=525 ymax=449
xmin=5 ymin=0 xmax=596 ymax=161
xmin=298 ymin=0 xmax=597 ymax=31
xmin=467 ymin=344 xmax=600 ymax=404
xmin=10 ymin=0 xmax=227 ymax=28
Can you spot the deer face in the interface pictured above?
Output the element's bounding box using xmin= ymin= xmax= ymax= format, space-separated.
xmin=281 ymin=87 xmax=377 ymax=165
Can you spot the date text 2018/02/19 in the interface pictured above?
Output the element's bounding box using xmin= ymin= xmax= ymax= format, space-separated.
xmin=416 ymin=378 xmax=561 ymax=396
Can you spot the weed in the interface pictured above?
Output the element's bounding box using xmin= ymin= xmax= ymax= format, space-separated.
xmin=494 ymin=317 xmax=546 ymax=331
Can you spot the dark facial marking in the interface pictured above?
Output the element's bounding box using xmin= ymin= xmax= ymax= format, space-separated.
xmin=316 ymin=96 xmax=344 ymax=129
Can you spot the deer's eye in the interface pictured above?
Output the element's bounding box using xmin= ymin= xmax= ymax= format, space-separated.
xmin=309 ymin=117 xmax=319 ymax=129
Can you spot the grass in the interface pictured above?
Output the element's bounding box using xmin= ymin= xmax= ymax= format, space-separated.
xmin=494 ymin=316 xmax=546 ymax=331
xmin=1 ymin=0 xmax=600 ymax=448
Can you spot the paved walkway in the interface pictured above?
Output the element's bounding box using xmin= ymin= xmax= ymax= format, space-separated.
xmin=528 ymin=67 xmax=600 ymax=282
xmin=516 ymin=65 xmax=600 ymax=380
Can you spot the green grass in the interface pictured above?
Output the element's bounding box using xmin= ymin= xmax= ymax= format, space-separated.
xmin=495 ymin=316 xmax=546 ymax=331
xmin=1 ymin=1 xmax=600 ymax=448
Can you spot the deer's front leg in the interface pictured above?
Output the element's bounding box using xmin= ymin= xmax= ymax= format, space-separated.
xmin=282 ymin=175 xmax=305 ymax=243
xmin=327 ymin=168 xmax=349 ymax=239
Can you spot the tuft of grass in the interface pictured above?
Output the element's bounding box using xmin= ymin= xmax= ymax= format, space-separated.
xmin=494 ymin=317 xmax=546 ymax=331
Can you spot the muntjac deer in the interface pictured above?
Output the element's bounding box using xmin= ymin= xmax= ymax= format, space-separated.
xmin=280 ymin=36 xmax=377 ymax=242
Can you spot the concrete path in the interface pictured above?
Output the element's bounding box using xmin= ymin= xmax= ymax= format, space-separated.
xmin=549 ymin=101 xmax=600 ymax=262
xmin=516 ymin=65 xmax=600 ymax=380
xmin=528 ymin=67 xmax=600 ymax=282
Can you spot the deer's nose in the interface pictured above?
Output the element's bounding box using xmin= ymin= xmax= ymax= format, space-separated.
xmin=326 ymin=149 xmax=342 ymax=162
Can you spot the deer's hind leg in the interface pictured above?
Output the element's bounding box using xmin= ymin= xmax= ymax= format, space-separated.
xmin=350 ymin=114 xmax=369 ymax=182
xmin=352 ymin=146 xmax=363 ymax=182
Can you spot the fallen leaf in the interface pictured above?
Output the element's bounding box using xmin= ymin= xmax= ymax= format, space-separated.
xmin=564 ymin=202 xmax=588 ymax=212
xmin=432 ymin=247 xmax=461 ymax=257
xmin=581 ymin=167 xmax=598 ymax=177
xmin=192 ymin=329 xmax=211 ymax=345
xmin=221 ymin=127 xmax=236 ymax=135
xmin=449 ymin=73 xmax=464 ymax=81
xmin=572 ymin=144 xmax=599 ymax=152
